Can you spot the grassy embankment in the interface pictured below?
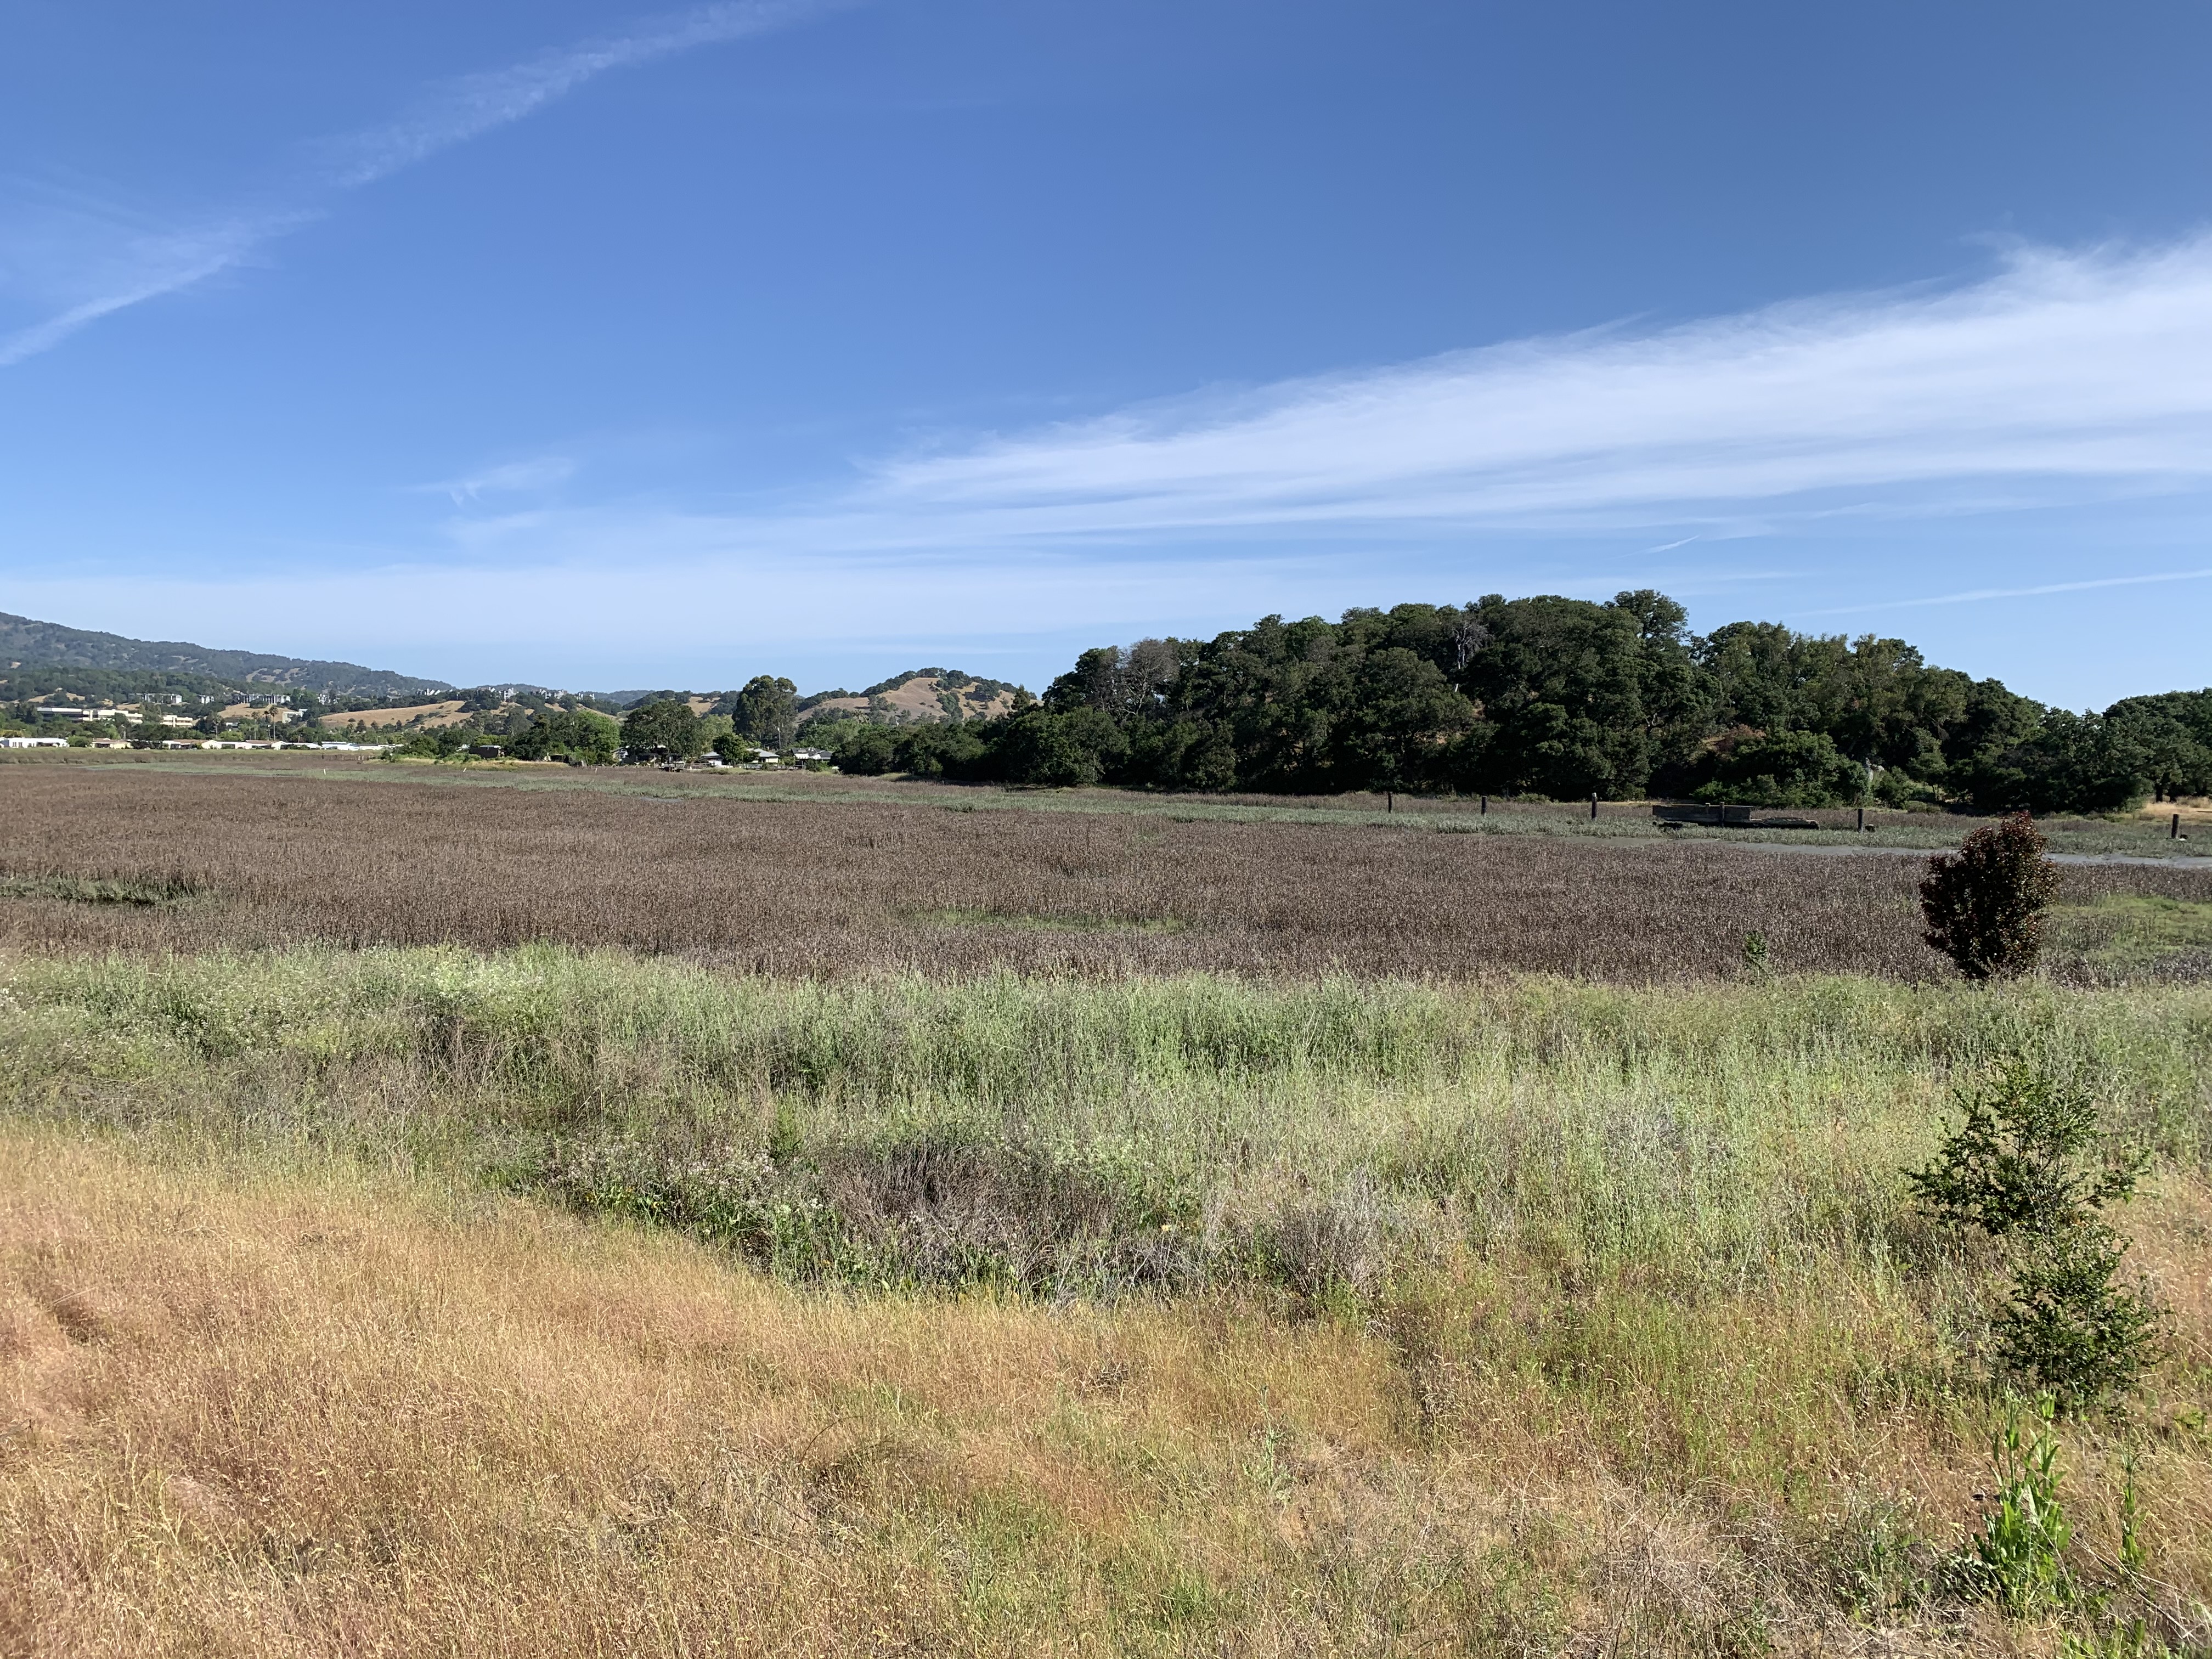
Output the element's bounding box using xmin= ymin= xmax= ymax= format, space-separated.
xmin=4 ymin=950 xmax=2210 ymax=1652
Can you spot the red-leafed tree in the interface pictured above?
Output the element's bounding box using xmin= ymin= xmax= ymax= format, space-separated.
xmin=1920 ymin=813 xmax=2061 ymax=980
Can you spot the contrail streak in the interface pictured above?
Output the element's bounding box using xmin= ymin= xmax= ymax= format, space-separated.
xmin=1801 ymin=566 xmax=2212 ymax=617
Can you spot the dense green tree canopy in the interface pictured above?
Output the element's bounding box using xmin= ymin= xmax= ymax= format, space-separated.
xmin=617 ymin=699 xmax=704 ymax=763
xmin=732 ymin=675 xmax=799 ymax=748
xmin=509 ymin=708 xmax=619 ymax=765
xmin=822 ymin=590 xmax=2206 ymax=814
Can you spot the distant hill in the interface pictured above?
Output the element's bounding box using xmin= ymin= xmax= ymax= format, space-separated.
xmin=0 ymin=610 xmax=1025 ymax=716
xmin=0 ymin=612 xmax=453 ymax=698
xmin=799 ymin=669 xmax=1024 ymax=727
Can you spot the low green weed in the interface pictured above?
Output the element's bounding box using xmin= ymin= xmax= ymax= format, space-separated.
xmin=1740 ymin=930 xmax=1771 ymax=979
xmin=1906 ymin=1060 xmax=2147 ymax=1239
xmin=0 ymin=871 xmax=204 ymax=906
xmin=1963 ymin=1396 xmax=2074 ymax=1614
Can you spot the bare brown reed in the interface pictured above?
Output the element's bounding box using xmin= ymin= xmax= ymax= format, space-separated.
xmin=4 ymin=766 xmax=2207 ymax=978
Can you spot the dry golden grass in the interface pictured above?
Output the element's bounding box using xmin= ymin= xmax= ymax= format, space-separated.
xmin=2136 ymin=797 xmax=2212 ymax=826
xmin=3 ymin=765 xmax=2208 ymax=979
xmin=324 ymin=700 xmax=472 ymax=731
xmin=8 ymin=1132 xmax=2207 ymax=1656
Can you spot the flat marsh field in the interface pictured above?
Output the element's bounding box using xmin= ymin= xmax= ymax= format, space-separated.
xmin=3 ymin=757 xmax=2210 ymax=979
xmin=3 ymin=755 xmax=2211 ymax=1655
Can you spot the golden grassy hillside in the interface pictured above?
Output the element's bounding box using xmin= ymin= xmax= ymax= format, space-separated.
xmin=803 ymin=673 xmax=1020 ymax=727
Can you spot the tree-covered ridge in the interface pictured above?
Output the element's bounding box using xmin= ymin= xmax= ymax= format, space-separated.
xmin=822 ymin=590 xmax=2212 ymax=812
xmin=0 ymin=612 xmax=449 ymax=697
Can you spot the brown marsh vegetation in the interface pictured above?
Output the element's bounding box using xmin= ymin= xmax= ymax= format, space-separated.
xmin=4 ymin=764 xmax=2210 ymax=978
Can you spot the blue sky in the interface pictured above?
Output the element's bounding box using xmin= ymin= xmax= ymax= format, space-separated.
xmin=3 ymin=1 xmax=2211 ymax=705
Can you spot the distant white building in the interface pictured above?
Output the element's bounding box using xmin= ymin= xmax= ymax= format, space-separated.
xmin=2 ymin=735 xmax=66 ymax=748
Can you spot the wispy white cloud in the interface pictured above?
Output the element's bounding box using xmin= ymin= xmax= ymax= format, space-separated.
xmin=832 ymin=235 xmax=2212 ymax=539
xmin=413 ymin=455 xmax=578 ymax=505
xmin=334 ymin=235 xmax=2212 ymax=684
xmin=0 ymin=194 xmax=305 ymax=368
xmin=769 ymin=237 xmax=2212 ymax=548
xmin=1802 ymin=566 xmax=2212 ymax=617
xmin=390 ymin=235 xmax=2212 ymax=569
xmin=0 ymin=1 xmax=828 ymax=368
xmin=315 ymin=1 xmax=825 ymax=190
xmin=14 ymin=236 xmax=2212 ymax=702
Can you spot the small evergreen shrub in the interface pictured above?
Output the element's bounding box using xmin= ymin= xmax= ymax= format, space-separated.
xmin=1908 ymin=1063 xmax=2163 ymax=1412
xmin=1904 ymin=1062 xmax=2147 ymax=1239
xmin=1920 ymin=813 xmax=2061 ymax=979
xmin=1995 ymin=1226 xmax=2165 ymax=1413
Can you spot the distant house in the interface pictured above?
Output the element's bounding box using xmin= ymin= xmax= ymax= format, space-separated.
xmin=467 ymin=745 xmax=505 ymax=759
xmin=2 ymin=735 xmax=66 ymax=748
xmin=791 ymin=747 xmax=831 ymax=763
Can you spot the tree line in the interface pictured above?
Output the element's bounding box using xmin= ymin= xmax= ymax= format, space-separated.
xmin=817 ymin=591 xmax=2211 ymax=811
xmin=433 ymin=676 xmax=806 ymax=766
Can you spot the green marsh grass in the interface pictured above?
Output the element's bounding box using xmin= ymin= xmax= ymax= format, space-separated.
xmin=7 ymin=947 xmax=2207 ymax=1294
xmin=0 ymin=872 xmax=204 ymax=907
xmin=2051 ymin=893 xmax=2212 ymax=981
